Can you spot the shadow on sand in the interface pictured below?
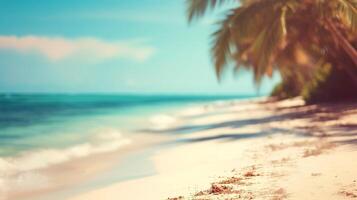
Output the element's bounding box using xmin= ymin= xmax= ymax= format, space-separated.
xmin=149 ymin=101 xmax=357 ymax=146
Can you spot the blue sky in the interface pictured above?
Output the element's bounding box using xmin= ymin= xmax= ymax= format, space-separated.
xmin=0 ymin=0 xmax=279 ymax=95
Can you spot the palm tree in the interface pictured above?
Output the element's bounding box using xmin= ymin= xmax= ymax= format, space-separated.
xmin=186 ymin=0 xmax=357 ymax=86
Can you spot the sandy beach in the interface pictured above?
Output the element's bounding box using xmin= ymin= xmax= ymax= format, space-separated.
xmin=1 ymin=0 xmax=356 ymax=199
xmin=65 ymin=97 xmax=357 ymax=200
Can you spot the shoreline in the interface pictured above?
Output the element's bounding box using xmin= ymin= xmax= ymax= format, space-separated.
xmin=4 ymin=132 xmax=171 ymax=200
xmin=1 ymin=97 xmax=255 ymax=200
xmin=68 ymin=97 xmax=357 ymax=200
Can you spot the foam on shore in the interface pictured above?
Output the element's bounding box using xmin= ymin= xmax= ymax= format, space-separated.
xmin=0 ymin=129 xmax=131 ymax=197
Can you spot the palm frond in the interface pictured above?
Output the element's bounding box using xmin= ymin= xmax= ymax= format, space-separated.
xmin=186 ymin=0 xmax=354 ymax=87
xmin=336 ymin=0 xmax=357 ymax=32
xmin=229 ymin=4 xmax=269 ymax=43
xmin=211 ymin=0 xmax=293 ymax=83
xmin=186 ymin=0 xmax=229 ymax=23
xmin=229 ymin=0 xmax=287 ymax=43
xmin=211 ymin=10 xmax=236 ymax=79
xmin=249 ymin=5 xmax=288 ymax=84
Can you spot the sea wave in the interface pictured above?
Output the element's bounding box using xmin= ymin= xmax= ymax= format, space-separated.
xmin=149 ymin=114 xmax=178 ymax=130
xmin=178 ymin=106 xmax=207 ymax=117
xmin=0 ymin=129 xmax=130 ymax=196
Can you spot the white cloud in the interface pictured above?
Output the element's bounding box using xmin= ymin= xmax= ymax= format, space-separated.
xmin=0 ymin=35 xmax=155 ymax=62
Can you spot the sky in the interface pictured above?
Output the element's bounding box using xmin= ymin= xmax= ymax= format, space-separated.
xmin=0 ymin=0 xmax=280 ymax=95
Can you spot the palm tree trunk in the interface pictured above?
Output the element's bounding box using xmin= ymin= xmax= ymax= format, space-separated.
xmin=326 ymin=20 xmax=357 ymax=67
xmin=326 ymin=20 xmax=357 ymax=87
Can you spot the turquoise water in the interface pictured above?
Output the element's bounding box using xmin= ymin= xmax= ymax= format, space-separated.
xmin=0 ymin=94 xmax=256 ymax=157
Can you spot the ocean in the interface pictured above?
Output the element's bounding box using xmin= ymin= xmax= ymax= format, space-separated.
xmin=0 ymin=93 xmax=256 ymax=192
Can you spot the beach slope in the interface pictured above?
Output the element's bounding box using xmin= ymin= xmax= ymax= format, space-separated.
xmin=70 ymin=98 xmax=357 ymax=200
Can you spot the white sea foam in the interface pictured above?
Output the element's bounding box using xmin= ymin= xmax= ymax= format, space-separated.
xmin=178 ymin=106 xmax=207 ymax=117
xmin=149 ymin=114 xmax=178 ymax=130
xmin=0 ymin=129 xmax=131 ymax=196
